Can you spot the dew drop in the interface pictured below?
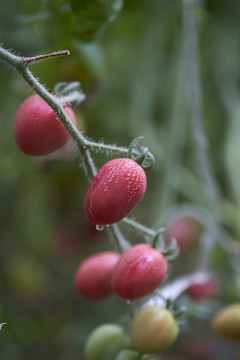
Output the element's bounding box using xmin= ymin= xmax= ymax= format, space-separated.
xmin=126 ymin=300 xmax=133 ymax=305
xmin=96 ymin=225 xmax=105 ymax=231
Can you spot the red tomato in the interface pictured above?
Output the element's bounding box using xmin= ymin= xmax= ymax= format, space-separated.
xmin=14 ymin=94 xmax=76 ymax=155
xmin=74 ymin=251 xmax=120 ymax=300
xmin=84 ymin=158 xmax=147 ymax=225
xmin=187 ymin=272 xmax=221 ymax=300
xmin=111 ymin=244 xmax=168 ymax=300
xmin=168 ymin=217 xmax=197 ymax=250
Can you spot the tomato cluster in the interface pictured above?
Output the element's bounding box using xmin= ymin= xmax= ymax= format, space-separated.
xmin=75 ymin=244 xmax=168 ymax=302
xmin=74 ymin=245 xmax=174 ymax=358
xmin=84 ymin=306 xmax=179 ymax=360
xmin=15 ymin=94 xmax=178 ymax=358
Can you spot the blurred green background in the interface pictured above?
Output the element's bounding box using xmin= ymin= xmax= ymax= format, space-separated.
xmin=1 ymin=0 xmax=240 ymax=359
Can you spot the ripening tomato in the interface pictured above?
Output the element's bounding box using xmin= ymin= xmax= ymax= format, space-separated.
xmin=167 ymin=217 xmax=198 ymax=250
xmin=187 ymin=272 xmax=221 ymax=300
xmin=14 ymin=94 xmax=76 ymax=155
xmin=74 ymin=251 xmax=120 ymax=300
xmin=111 ymin=244 xmax=168 ymax=301
xmin=84 ymin=158 xmax=147 ymax=225
xmin=130 ymin=306 xmax=179 ymax=354
xmin=85 ymin=323 xmax=128 ymax=360
xmin=211 ymin=303 xmax=240 ymax=340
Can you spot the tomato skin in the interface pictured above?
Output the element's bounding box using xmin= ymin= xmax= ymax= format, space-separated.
xmin=74 ymin=251 xmax=120 ymax=300
xmin=14 ymin=94 xmax=76 ymax=156
xmin=84 ymin=158 xmax=147 ymax=225
xmin=211 ymin=303 xmax=240 ymax=340
xmin=111 ymin=244 xmax=168 ymax=301
xmin=130 ymin=306 xmax=178 ymax=354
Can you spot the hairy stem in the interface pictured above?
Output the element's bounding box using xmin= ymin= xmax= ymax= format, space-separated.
xmin=122 ymin=217 xmax=155 ymax=237
xmin=111 ymin=223 xmax=130 ymax=253
xmin=23 ymin=50 xmax=70 ymax=65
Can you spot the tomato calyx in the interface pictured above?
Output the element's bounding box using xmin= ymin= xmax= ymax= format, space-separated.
xmin=53 ymin=81 xmax=85 ymax=106
xmin=152 ymin=228 xmax=180 ymax=262
xmin=128 ymin=137 xmax=155 ymax=170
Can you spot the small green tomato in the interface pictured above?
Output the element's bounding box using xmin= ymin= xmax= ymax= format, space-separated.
xmin=211 ymin=303 xmax=240 ymax=340
xmin=115 ymin=349 xmax=140 ymax=360
xmin=130 ymin=306 xmax=178 ymax=354
xmin=85 ymin=324 xmax=128 ymax=360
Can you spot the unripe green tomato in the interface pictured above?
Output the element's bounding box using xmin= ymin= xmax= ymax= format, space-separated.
xmin=211 ymin=303 xmax=240 ymax=340
xmin=130 ymin=306 xmax=178 ymax=354
xmin=85 ymin=324 xmax=128 ymax=360
xmin=115 ymin=349 xmax=140 ymax=360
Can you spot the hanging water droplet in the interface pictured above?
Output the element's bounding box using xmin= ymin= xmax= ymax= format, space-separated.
xmin=126 ymin=300 xmax=133 ymax=305
xmin=96 ymin=225 xmax=105 ymax=231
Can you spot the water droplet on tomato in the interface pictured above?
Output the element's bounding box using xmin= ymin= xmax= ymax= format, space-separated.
xmin=96 ymin=225 xmax=105 ymax=231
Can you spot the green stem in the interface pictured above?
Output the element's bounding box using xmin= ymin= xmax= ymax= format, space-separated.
xmin=111 ymin=223 xmax=130 ymax=253
xmin=86 ymin=140 xmax=128 ymax=154
xmin=85 ymin=149 xmax=98 ymax=177
xmin=0 ymin=45 xmax=22 ymax=68
xmin=122 ymin=217 xmax=156 ymax=237
xmin=78 ymin=148 xmax=94 ymax=182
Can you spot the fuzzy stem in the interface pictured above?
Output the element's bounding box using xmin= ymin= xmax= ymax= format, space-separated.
xmin=111 ymin=223 xmax=130 ymax=253
xmin=122 ymin=217 xmax=155 ymax=237
xmin=57 ymin=92 xmax=86 ymax=106
xmin=23 ymin=50 xmax=70 ymax=65
xmin=0 ymin=45 xmax=22 ymax=68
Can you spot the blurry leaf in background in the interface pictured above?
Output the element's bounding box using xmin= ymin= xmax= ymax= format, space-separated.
xmin=70 ymin=0 xmax=123 ymax=42
xmin=224 ymin=104 xmax=240 ymax=205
